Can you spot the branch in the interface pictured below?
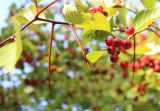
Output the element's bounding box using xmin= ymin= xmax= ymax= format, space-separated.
xmin=0 ymin=19 xmax=35 ymax=47
xmin=0 ymin=0 xmax=59 ymax=47
xmin=69 ymin=24 xmax=96 ymax=81
xmin=131 ymin=34 xmax=136 ymax=87
xmin=147 ymin=27 xmax=160 ymax=38
xmin=123 ymin=6 xmax=136 ymax=14
xmin=48 ymin=23 xmax=54 ymax=91
xmin=36 ymin=17 xmax=69 ymax=25
xmin=35 ymin=0 xmax=59 ymax=17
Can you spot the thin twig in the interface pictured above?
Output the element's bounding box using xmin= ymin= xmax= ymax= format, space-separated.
xmin=48 ymin=23 xmax=54 ymax=91
xmin=0 ymin=19 xmax=35 ymax=47
xmin=148 ymin=28 xmax=160 ymax=38
xmin=35 ymin=0 xmax=59 ymax=17
xmin=123 ymin=6 xmax=136 ymax=14
xmin=0 ymin=0 xmax=59 ymax=47
xmin=69 ymin=24 xmax=96 ymax=81
xmin=131 ymin=34 xmax=136 ymax=87
xmin=36 ymin=17 xmax=69 ymax=25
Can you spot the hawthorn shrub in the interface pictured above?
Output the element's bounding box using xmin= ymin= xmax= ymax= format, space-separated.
xmin=0 ymin=0 xmax=160 ymax=110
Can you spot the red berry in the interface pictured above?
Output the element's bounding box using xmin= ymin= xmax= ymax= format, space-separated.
xmin=121 ymin=61 xmax=128 ymax=69
xmin=107 ymin=46 xmax=115 ymax=54
xmin=154 ymin=65 xmax=160 ymax=72
xmin=125 ymin=26 xmax=135 ymax=35
xmin=89 ymin=7 xmax=97 ymax=13
xmin=110 ymin=54 xmax=119 ymax=63
xmin=154 ymin=60 xmax=160 ymax=66
xmin=121 ymin=71 xmax=127 ymax=78
xmin=95 ymin=5 xmax=103 ymax=12
xmin=22 ymin=50 xmax=28 ymax=57
xmin=25 ymin=56 xmax=32 ymax=62
xmin=102 ymin=11 xmax=108 ymax=17
xmin=137 ymin=83 xmax=145 ymax=94
xmin=123 ymin=39 xmax=132 ymax=49
xmin=113 ymin=38 xmax=123 ymax=47
xmin=105 ymin=36 xmax=114 ymax=46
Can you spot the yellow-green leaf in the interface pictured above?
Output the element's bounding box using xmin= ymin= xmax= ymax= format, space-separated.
xmin=86 ymin=51 xmax=106 ymax=63
xmin=140 ymin=0 xmax=156 ymax=9
xmin=127 ymin=45 xmax=152 ymax=55
xmin=19 ymin=4 xmax=46 ymax=24
xmin=133 ymin=8 xmax=160 ymax=32
xmin=0 ymin=17 xmax=22 ymax=73
xmin=76 ymin=13 xmax=111 ymax=32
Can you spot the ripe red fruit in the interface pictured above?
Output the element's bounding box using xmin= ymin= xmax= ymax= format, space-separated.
xmin=121 ymin=71 xmax=127 ymax=78
xmin=154 ymin=65 xmax=160 ymax=72
xmin=113 ymin=38 xmax=123 ymax=47
xmin=105 ymin=36 xmax=114 ymax=46
xmin=102 ymin=11 xmax=108 ymax=17
xmin=95 ymin=5 xmax=103 ymax=12
xmin=22 ymin=50 xmax=28 ymax=57
xmin=110 ymin=54 xmax=119 ymax=63
xmin=89 ymin=7 xmax=97 ymax=13
xmin=121 ymin=61 xmax=128 ymax=69
xmin=154 ymin=60 xmax=160 ymax=66
xmin=137 ymin=83 xmax=145 ymax=94
xmin=123 ymin=39 xmax=132 ymax=49
xmin=107 ymin=46 xmax=115 ymax=54
xmin=125 ymin=26 xmax=135 ymax=35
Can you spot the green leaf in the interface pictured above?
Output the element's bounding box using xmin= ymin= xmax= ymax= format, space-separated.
xmin=75 ymin=0 xmax=88 ymax=12
xmin=118 ymin=8 xmax=127 ymax=26
xmin=76 ymin=13 xmax=111 ymax=32
xmin=127 ymin=44 xmax=152 ymax=55
xmin=18 ymin=4 xmax=46 ymax=24
xmin=62 ymin=3 xmax=84 ymax=24
xmin=82 ymin=29 xmax=109 ymax=40
xmin=140 ymin=0 xmax=156 ymax=9
xmin=86 ymin=51 xmax=106 ymax=63
xmin=0 ymin=17 xmax=22 ymax=73
xmin=133 ymin=8 xmax=160 ymax=32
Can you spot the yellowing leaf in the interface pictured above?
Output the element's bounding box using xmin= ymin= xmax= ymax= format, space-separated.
xmin=0 ymin=17 xmax=22 ymax=73
xmin=76 ymin=13 xmax=111 ymax=32
xmin=86 ymin=51 xmax=106 ymax=63
xmin=140 ymin=0 xmax=156 ymax=9
xmin=127 ymin=44 xmax=152 ymax=55
xmin=19 ymin=4 xmax=46 ymax=24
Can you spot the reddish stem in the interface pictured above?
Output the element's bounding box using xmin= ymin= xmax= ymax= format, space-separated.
xmin=131 ymin=35 xmax=136 ymax=86
xmin=48 ymin=23 xmax=55 ymax=91
xmin=69 ymin=24 xmax=96 ymax=81
xmin=35 ymin=0 xmax=59 ymax=18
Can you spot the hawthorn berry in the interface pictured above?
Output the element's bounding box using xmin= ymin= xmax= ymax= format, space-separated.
xmin=137 ymin=83 xmax=145 ymax=94
xmin=121 ymin=71 xmax=127 ymax=79
xmin=95 ymin=5 xmax=103 ymax=12
xmin=110 ymin=54 xmax=119 ymax=63
xmin=113 ymin=38 xmax=123 ymax=47
xmin=107 ymin=46 xmax=115 ymax=54
xmin=154 ymin=60 xmax=160 ymax=65
xmin=102 ymin=11 xmax=108 ymax=17
xmin=105 ymin=36 xmax=114 ymax=46
xmin=154 ymin=65 xmax=160 ymax=72
xmin=125 ymin=26 xmax=135 ymax=35
xmin=121 ymin=61 xmax=128 ymax=69
xmin=123 ymin=39 xmax=132 ymax=49
xmin=89 ymin=7 xmax=96 ymax=13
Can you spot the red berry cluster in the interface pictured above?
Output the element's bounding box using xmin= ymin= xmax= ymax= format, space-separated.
xmin=129 ymin=56 xmax=160 ymax=73
xmin=105 ymin=36 xmax=132 ymax=63
xmin=89 ymin=6 xmax=108 ymax=17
